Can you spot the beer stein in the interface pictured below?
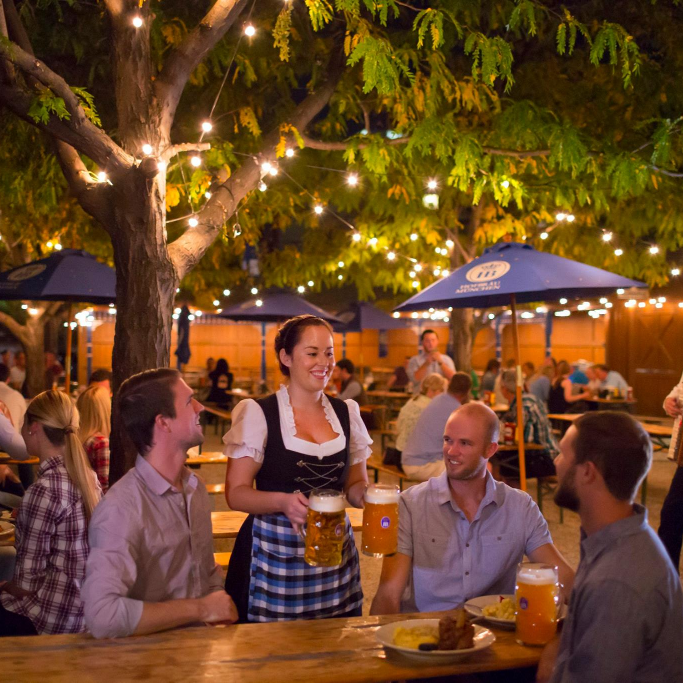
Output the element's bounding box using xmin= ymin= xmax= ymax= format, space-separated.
xmin=514 ymin=562 xmax=560 ymax=646
xmin=362 ymin=483 xmax=400 ymax=557
xmin=301 ymin=489 xmax=346 ymax=567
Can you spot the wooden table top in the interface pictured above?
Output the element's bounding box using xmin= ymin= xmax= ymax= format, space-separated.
xmin=212 ymin=508 xmax=364 ymax=539
xmin=0 ymin=612 xmax=541 ymax=683
xmin=0 ymin=453 xmax=40 ymax=465
xmin=548 ymin=414 xmax=672 ymax=438
xmin=186 ymin=449 xmax=228 ymax=466
xmin=366 ymin=390 xmax=412 ymax=400
xmin=586 ymin=397 xmax=636 ymax=405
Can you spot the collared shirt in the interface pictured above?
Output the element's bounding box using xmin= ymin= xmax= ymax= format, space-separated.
xmin=1 ymin=455 xmax=95 ymax=634
xmin=600 ymin=370 xmax=628 ymax=394
xmin=503 ymin=392 xmax=559 ymax=458
xmin=82 ymin=455 xmax=223 ymax=639
xmin=0 ymin=412 xmax=27 ymax=460
xmin=84 ymin=434 xmax=110 ymax=493
xmin=401 ymin=392 xmax=461 ymax=467
xmin=529 ymin=374 xmax=551 ymax=404
xmin=0 ymin=380 xmax=26 ymax=429
xmin=397 ymin=471 xmax=551 ymax=612
xmin=407 ymin=351 xmax=456 ymax=385
xmin=550 ymin=507 xmax=683 ymax=683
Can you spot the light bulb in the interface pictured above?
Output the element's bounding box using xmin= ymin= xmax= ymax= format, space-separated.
xmin=314 ymin=204 xmax=323 ymax=215
xmin=433 ymin=268 xmax=441 ymax=276
xmin=261 ymin=161 xmax=273 ymax=174
xmin=204 ymin=191 xmax=212 ymax=199
xmin=251 ymin=287 xmax=258 ymax=295
xmin=132 ymin=16 xmax=143 ymax=28
xmin=672 ymin=268 xmax=680 ymax=276
xmin=244 ymin=24 xmax=256 ymax=37
xmin=614 ymin=248 xmax=624 ymax=256
xmin=393 ymin=312 xmax=400 ymax=318
xmin=602 ymin=232 xmax=612 ymax=242
xmin=368 ymin=237 xmax=378 ymax=246
xmin=338 ymin=261 xmax=345 ymax=268
xmin=268 ymin=165 xmax=278 ymax=177
xmin=97 ymin=171 xmax=107 ymax=183
xmin=410 ymin=233 xmax=418 ymax=241
xmin=560 ymin=298 xmax=568 ymax=304
xmin=540 ymin=232 xmax=549 ymax=240
xmin=555 ymin=213 xmax=566 ymax=221
xmin=617 ymin=289 xmax=625 ymax=295
xmin=223 ymin=289 xmax=231 ymax=296
xmin=566 ymin=214 xmax=575 ymax=222
xmin=297 ymin=285 xmax=305 ymax=293
xmin=46 ymin=241 xmax=53 ymax=249
xmin=352 ymin=233 xmax=361 ymax=242
xmin=441 ymin=269 xmax=449 ymax=277
xmin=259 ymin=181 xmax=267 ymax=192
xmin=426 ymin=179 xmax=438 ymax=190
xmin=213 ymin=300 xmax=220 ymax=306
xmin=188 ymin=217 xmax=198 ymax=227
xmin=190 ymin=155 xmax=201 ymax=167
xmin=308 ymin=280 xmax=314 ymax=287
xmin=142 ymin=143 xmax=153 ymax=155
xmin=446 ymin=239 xmax=454 ymax=248
xmin=338 ymin=274 xmax=343 ymax=280
xmin=201 ymin=121 xmax=213 ymax=133
xmin=501 ymin=180 xmax=510 ymax=189
xmin=346 ymin=173 xmax=359 ymax=187
xmin=285 ymin=147 xmax=295 ymax=158
xmin=409 ymin=271 xmax=416 ymax=278
xmin=54 ymin=243 xmax=62 ymax=251
xmin=255 ymin=298 xmax=263 ymax=306
xmin=599 ymin=297 xmax=608 ymax=304
xmin=412 ymin=280 xmax=420 ymax=288
xmin=387 ymin=251 xmax=396 ymax=261
xmin=414 ymin=264 xmax=423 ymax=272
xmin=649 ymin=245 xmax=659 ymax=255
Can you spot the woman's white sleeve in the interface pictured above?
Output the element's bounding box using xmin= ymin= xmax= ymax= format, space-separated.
xmin=344 ymin=399 xmax=373 ymax=465
xmin=222 ymin=399 xmax=267 ymax=463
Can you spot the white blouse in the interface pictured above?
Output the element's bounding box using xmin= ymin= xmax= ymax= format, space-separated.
xmin=223 ymin=385 xmax=373 ymax=465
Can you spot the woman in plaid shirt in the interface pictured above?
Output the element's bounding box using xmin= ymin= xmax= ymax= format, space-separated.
xmin=76 ymin=386 xmax=111 ymax=492
xmin=0 ymin=390 xmax=101 ymax=636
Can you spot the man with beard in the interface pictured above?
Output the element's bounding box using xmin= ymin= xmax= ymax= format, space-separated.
xmin=539 ymin=412 xmax=683 ymax=683
xmin=371 ymin=402 xmax=573 ymax=614
xmin=82 ymin=369 xmax=237 ymax=638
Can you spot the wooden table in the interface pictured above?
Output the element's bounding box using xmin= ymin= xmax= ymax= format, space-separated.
xmin=548 ymin=414 xmax=672 ymax=439
xmin=0 ymin=453 xmax=39 ymax=466
xmin=212 ymin=508 xmax=364 ymax=539
xmin=366 ymin=390 xmax=411 ymax=400
xmin=186 ymin=452 xmax=228 ymax=466
xmin=0 ymin=612 xmax=541 ymax=682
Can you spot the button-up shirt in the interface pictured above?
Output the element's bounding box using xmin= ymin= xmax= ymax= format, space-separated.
xmin=397 ymin=471 xmax=551 ymax=612
xmin=550 ymin=506 xmax=683 ymax=683
xmin=503 ymin=393 xmax=559 ymax=458
xmin=82 ymin=455 xmax=223 ymax=638
xmin=407 ymin=350 xmax=456 ymax=385
xmin=1 ymin=455 xmax=95 ymax=634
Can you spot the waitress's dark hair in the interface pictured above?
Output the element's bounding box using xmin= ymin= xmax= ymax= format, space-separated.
xmin=275 ymin=315 xmax=333 ymax=376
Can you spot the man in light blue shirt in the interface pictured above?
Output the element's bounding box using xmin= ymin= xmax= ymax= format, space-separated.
xmin=407 ymin=329 xmax=456 ymax=387
xmin=592 ymin=364 xmax=628 ymax=396
xmin=371 ymin=402 xmax=574 ymax=615
xmin=401 ymin=372 xmax=471 ymax=481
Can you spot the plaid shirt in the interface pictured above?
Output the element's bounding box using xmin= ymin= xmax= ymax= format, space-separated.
xmin=1 ymin=455 xmax=97 ymax=634
xmin=504 ymin=393 xmax=560 ymax=458
xmin=84 ymin=434 xmax=110 ymax=493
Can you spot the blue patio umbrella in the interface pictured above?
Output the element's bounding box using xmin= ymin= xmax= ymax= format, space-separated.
xmin=219 ymin=292 xmax=342 ymax=385
xmin=395 ymin=241 xmax=647 ymax=490
xmin=0 ymin=249 xmax=116 ymax=390
xmin=333 ymin=302 xmax=407 ymax=361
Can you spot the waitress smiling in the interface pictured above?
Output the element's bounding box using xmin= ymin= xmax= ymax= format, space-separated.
xmin=223 ymin=315 xmax=372 ymax=622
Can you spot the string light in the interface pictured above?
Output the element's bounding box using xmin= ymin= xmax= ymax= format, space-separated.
xmin=204 ymin=191 xmax=212 ymax=199
xmin=556 ymin=213 xmax=566 ymax=221
xmin=142 ymin=143 xmax=153 ymax=155
xmin=501 ymin=180 xmax=510 ymax=189
xmin=190 ymin=155 xmax=201 ymax=167
xmin=559 ymin=298 xmax=568 ymax=304
xmin=352 ymin=233 xmax=362 ymax=242
xmin=540 ymin=232 xmax=549 ymax=240
xmin=338 ymin=261 xmax=345 ymax=268
xmin=97 ymin=171 xmax=108 ymax=183
xmin=387 ymin=251 xmax=396 ymax=261
xmin=244 ymin=24 xmax=256 ymax=37
xmin=614 ymin=248 xmax=623 ymax=256
xmin=223 ymin=289 xmax=231 ymax=296
xmin=46 ymin=241 xmax=53 ymax=249
xmin=132 ymin=16 xmax=143 ymax=28
xmin=659 ymin=296 xmax=666 ymax=302
xmin=259 ymin=181 xmax=267 ymax=192
xmin=566 ymin=215 xmax=575 ymax=222
xmin=255 ymin=298 xmax=263 ymax=306
xmin=410 ymin=233 xmax=418 ymax=241
xmin=261 ymin=161 xmax=273 ymax=174
xmin=308 ymin=280 xmax=314 ymax=287
xmin=393 ymin=312 xmax=400 ymax=318
xmin=617 ymin=289 xmax=625 ymax=295
xmin=188 ymin=217 xmax=198 ymax=227
xmin=426 ymin=179 xmax=438 ymax=191
xmin=409 ymin=270 xmax=416 ymax=278
xmin=54 ymin=243 xmax=62 ymax=251
xmin=201 ymin=121 xmax=213 ymax=133
xmin=672 ymin=268 xmax=680 ymax=276
xmin=251 ymin=287 xmax=258 ymax=295
xmin=445 ymin=239 xmax=454 ymax=248
xmin=414 ymin=264 xmax=423 ymax=272
xmin=297 ymin=285 xmax=305 ymax=293
xmin=285 ymin=148 xmax=295 ymax=158
xmin=346 ymin=173 xmax=359 ymax=187
xmin=649 ymin=245 xmax=659 ymax=255
xmin=368 ymin=237 xmax=378 ymax=246
xmin=314 ymin=204 xmax=324 ymax=215
xmin=602 ymin=232 xmax=613 ymax=242
xmin=338 ymin=274 xmax=343 ymax=280
xmin=213 ymin=299 xmax=220 ymax=306
xmin=441 ymin=269 xmax=449 ymax=277
xmin=412 ymin=280 xmax=420 ymax=288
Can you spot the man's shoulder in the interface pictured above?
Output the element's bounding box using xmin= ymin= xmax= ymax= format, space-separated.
xmin=401 ymin=477 xmax=440 ymax=507
xmin=91 ymin=468 xmax=141 ymax=523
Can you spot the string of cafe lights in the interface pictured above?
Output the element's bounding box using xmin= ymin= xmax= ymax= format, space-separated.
xmin=70 ymin=6 xmax=681 ymax=314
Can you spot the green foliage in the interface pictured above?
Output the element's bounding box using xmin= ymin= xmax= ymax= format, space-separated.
xmin=413 ymin=9 xmax=446 ymax=50
xmin=71 ymin=87 xmax=101 ymax=126
xmin=27 ymin=90 xmax=70 ymax=125
xmin=347 ymin=33 xmax=414 ymax=94
xmin=273 ymin=5 xmax=293 ymax=62
xmin=464 ymin=32 xmax=515 ymax=93
xmin=590 ymin=22 xmax=642 ymax=89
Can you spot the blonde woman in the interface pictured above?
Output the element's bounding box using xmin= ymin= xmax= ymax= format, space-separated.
xmin=395 ymin=373 xmax=448 ymax=453
xmin=77 ymin=386 xmax=111 ymax=492
xmin=0 ymin=390 xmax=100 ymax=636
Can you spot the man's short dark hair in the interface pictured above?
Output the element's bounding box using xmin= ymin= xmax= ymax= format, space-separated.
xmin=0 ymin=363 xmax=9 ymax=383
xmin=117 ymin=368 xmax=180 ymax=455
xmin=573 ymin=412 xmax=652 ymax=501
xmin=336 ymin=358 xmax=355 ymax=375
xmin=421 ymin=328 xmax=438 ymax=341
xmin=90 ymin=368 xmax=112 ymax=383
xmin=593 ymin=363 xmax=609 ymax=372
xmin=448 ymin=371 xmax=472 ymax=397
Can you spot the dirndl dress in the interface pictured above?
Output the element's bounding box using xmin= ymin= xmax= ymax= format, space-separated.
xmin=225 ymin=393 xmax=363 ymax=622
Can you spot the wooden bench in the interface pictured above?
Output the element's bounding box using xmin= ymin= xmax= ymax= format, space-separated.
xmin=206 ymin=483 xmax=225 ymax=496
xmin=365 ymin=454 xmax=418 ymax=492
xmin=202 ymin=403 xmax=232 ymax=435
xmin=214 ymin=551 xmax=232 ymax=569
xmin=369 ymin=428 xmax=397 ymax=452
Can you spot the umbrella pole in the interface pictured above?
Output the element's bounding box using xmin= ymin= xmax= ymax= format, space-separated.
xmin=64 ymin=303 xmax=73 ymax=394
xmin=510 ymin=295 xmax=527 ymax=492
xmin=260 ymin=322 xmax=266 ymax=389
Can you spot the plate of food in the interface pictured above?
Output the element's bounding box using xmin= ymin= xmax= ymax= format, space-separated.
xmin=0 ymin=520 xmax=14 ymax=541
xmin=375 ymin=609 xmax=495 ymax=663
xmin=464 ymin=595 xmax=516 ymax=627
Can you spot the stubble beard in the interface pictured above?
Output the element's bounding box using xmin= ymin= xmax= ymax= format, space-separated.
xmin=553 ymin=465 xmax=580 ymax=512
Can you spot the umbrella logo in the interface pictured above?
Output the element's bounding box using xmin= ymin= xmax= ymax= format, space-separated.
xmin=6 ymin=264 xmax=47 ymax=282
xmin=465 ymin=261 xmax=510 ymax=283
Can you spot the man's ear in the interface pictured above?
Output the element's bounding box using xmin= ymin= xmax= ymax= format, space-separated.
xmin=154 ymin=413 xmax=172 ymax=433
xmin=578 ymin=460 xmax=599 ymax=487
xmin=485 ymin=442 xmax=499 ymax=460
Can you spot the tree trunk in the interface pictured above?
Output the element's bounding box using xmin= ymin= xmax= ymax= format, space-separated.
xmin=450 ymin=307 xmax=476 ymax=372
xmin=23 ymin=321 xmax=46 ymax=398
xmin=108 ymin=168 xmax=178 ymax=485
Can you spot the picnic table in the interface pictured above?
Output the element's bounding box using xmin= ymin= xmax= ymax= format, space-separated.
xmin=548 ymin=413 xmax=672 ymax=440
xmin=0 ymin=612 xmax=542 ymax=682
xmin=212 ymin=508 xmax=364 ymax=539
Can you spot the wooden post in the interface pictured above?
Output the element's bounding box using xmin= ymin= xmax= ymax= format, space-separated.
xmin=64 ymin=302 xmax=73 ymax=393
xmin=510 ymin=295 xmax=527 ymax=492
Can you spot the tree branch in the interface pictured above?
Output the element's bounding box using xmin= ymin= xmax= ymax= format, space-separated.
xmin=0 ymin=39 xmax=132 ymax=173
xmin=168 ymin=43 xmax=347 ymax=279
xmin=163 ymin=142 xmax=212 ymax=161
xmin=650 ymin=164 xmax=683 ymax=178
xmin=155 ymin=0 xmax=248 ymax=133
xmin=0 ymin=311 xmax=28 ymax=345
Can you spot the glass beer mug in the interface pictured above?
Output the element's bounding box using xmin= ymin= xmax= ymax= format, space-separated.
xmin=515 ymin=562 xmax=560 ymax=646
xmin=301 ymin=489 xmax=346 ymax=567
xmin=362 ymin=483 xmax=400 ymax=557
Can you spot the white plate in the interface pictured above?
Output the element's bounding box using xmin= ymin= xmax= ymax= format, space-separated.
xmin=375 ymin=619 xmax=495 ymax=663
xmin=464 ymin=594 xmax=567 ymax=628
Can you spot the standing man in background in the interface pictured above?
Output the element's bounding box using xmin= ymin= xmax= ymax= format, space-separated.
xmin=407 ymin=329 xmax=456 ymax=387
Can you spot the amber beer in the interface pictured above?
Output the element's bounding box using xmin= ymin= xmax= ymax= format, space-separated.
xmin=515 ymin=563 xmax=560 ymax=646
xmin=303 ymin=489 xmax=346 ymax=567
xmin=362 ymin=484 xmax=399 ymax=557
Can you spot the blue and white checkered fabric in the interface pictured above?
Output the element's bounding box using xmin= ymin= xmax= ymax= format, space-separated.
xmin=247 ymin=512 xmax=363 ymax=621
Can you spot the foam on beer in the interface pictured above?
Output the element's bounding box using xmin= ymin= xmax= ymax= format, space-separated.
xmin=517 ymin=563 xmax=557 ymax=585
xmin=308 ymin=492 xmax=345 ymax=513
xmin=365 ymin=484 xmax=400 ymax=505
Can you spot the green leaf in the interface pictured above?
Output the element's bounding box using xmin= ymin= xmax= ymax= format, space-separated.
xmin=27 ymin=90 xmax=71 ymax=125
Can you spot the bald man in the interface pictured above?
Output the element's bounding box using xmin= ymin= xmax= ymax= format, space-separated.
xmin=371 ymin=403 xmax=573 ymax=615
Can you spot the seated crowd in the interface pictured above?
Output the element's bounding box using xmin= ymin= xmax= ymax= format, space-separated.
xmin=0 ymin=322 xmax=680 ymax=683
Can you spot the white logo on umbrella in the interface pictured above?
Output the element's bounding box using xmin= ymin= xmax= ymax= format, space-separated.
xmin=6 ymin=264 xmax=47 ymax=282
xmin=465 ymin=261 xmax=511 ymax=283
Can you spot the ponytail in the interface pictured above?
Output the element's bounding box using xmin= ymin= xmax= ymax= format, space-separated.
xmin=26 ymin=390 xmax=101 ymax=519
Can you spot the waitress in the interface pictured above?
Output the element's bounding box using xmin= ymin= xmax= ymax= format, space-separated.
xmin=223 ymin=315 xmax=372 ymax=622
